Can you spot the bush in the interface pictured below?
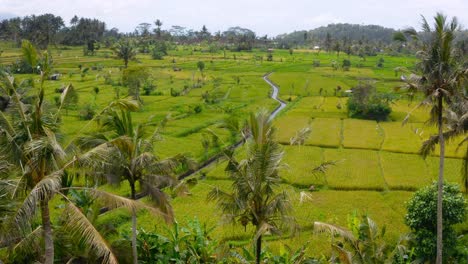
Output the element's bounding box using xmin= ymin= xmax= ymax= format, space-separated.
xmin=136 ymin=219 xmax=217 ymax=264
xmin=377 ymin=57 xmax=385 ymax=68
xmin=347 ymin=83 xmax=392 ymax=121
xmin=170 ymin=87 xmax=180 ymax=97
xmin=151 ymin=41 xmax=168 ymax=60
xmin=151 ymin=50 xmax=164 ymax=60
xmin=405 ymin=182 xmax=467 ymax=262
xmin=122 ymin=66 xmax=150 ymax=101
xmin=79 ymin=104 xmax=96 ymax=120
xmin=193 ymin=104 xmax=203 ymax=113
xmin=267 ymin=53 xmax=273 ymax=61
xmin=342 ymin=59 xmax=351 ymax=71
xmin=142 ymin=80 xmax=155 ymax=95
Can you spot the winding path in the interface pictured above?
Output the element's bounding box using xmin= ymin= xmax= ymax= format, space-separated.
xmin=178 ymin=72 xmax=286 ymax=179
xmin=99 ymin=72 xmax=287 ymax=212
xmin=263 ymin=73 xmax=287 ymax=121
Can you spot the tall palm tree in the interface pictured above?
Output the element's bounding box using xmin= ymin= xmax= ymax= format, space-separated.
xmin=400 ymin=13 xmax=466 ymax=263
xmin=78 ymin=103 xmax=192 ymax=264
xmin=208 ymin=109 xmax=295 ymax=264
xmin=420 ymin=96 xmax=468 ymax=191
xmin=112 ymin=40 xmax=137 ymax=68
xmin=0 ymin=42 xmax=166 ymax=263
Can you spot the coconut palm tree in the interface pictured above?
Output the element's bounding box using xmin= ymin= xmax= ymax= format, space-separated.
xmin=420 ymin=96 xmax=468 ymax=191
xmin=399 ymin=13 xmax=467 ymax=263
xmin=0 ymin=43 xmax=168 ymax=263
xmin=208 ymin=109 xmax=295 ymax=264
xmin=77 ymin=103 xmax=194 ymax=264
xmin=112 ymin=40 xmax=137 ymax=68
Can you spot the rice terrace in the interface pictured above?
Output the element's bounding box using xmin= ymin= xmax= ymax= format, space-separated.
xmin=0 ymin=1 xmax=467 ymax=263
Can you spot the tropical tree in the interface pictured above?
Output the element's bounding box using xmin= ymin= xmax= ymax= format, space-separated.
xmin=78 ymin=102 xmax=194 ymax=264
xmin=0 ymin=43 xmax=167 ymax=263
xmin=112 ymin=40 xmax=137 ymax=68
xmin=399 ymin=13 xmax=467 ymax=263
xmin=154 ymin=19 xmax=163 ymax=39
xmin=420 ymin=97 xmax=468 ymax=191
xmin=197 ymin=61 xmax=205 ymax=78
xmin=208 ymin=109 xmax=295 ymax=264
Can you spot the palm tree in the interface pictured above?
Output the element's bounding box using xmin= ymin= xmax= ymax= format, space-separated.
xmin=314 ymin=214 xmax=411 ymax=263
xmin=420 ymin=97 xmax=468 ymax=191
xmin=400 ymin=13 xmax=466 ymax=263
xmin=0 ymin=43 xmax=167 ymax=263
xmin=112 ymin=40 xmax=137 ymax=68
xmin=78 ymin=103 xmax=192 ymax=264
xmin=208 ymin=109 xmax=295 ymax=264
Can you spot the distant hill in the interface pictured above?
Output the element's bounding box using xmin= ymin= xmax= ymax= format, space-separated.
xmin=276 ymin=23 xmax=396 ymax=45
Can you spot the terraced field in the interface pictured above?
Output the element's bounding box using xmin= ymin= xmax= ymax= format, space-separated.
xmin=1 ymin=43 xmax=466 ymax=257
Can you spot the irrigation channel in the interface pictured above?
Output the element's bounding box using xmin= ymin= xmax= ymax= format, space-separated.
xmin=177 ymin=72 xmax=286 ymax=179
xmin=100 ymin=73 xmax=286 ymax=209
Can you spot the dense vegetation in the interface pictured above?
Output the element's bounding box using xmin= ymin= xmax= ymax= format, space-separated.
xmin=0 ymin=11 xmax=466 ymax=264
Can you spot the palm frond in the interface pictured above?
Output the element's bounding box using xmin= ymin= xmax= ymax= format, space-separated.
xmin=85 ymin=188 xmax=172 ymax=222
xmin=311 ymin=160 xmax=340 ymax=175
xmin=332 ymin=244 xmax=354 ymax=264
xmin=139 ymin=182 xmax=174 ymax=223
xmin=21 ymin=40 xmax=38 ymax=69
xmin=75 ymin=141 xmax=116 ymax=168
xmin=314 ymin=222 xmax=356 ymax=243
xmin=63 ymin=202 xmax=118 ymax=264
xmin=10 ymin=226 xmax=42 ymax=260
xmin=14 ymin=171 xmax=63 ymax=230
xmin=106 ymin=98 xmax=140 ymax=112
xmin=290 ymin=126 xmax=311 ymax=146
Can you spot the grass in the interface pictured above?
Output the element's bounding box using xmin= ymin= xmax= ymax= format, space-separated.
xmin=342 ymin=119 xmax=383 ymax=150
xmin=323 ymin=148 xmax=386 ymax=190
xmin=281 ymin=146 xmax=326 ymax=187
xmin=380 ymin=152 xmax=430 ymax=190
xmin=274 ymin=115 xmax=312 ymax=144
xmin=306 ymin=118 xmax=342 ymax=147
xmin=380 ymin=122 xmax=425 ymax=154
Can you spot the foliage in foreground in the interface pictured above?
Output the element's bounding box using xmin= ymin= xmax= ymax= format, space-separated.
xmin=405 ymin=182 xmax=467 ymax=262
xmin=315 ymin=213 xmax=413 ymax=264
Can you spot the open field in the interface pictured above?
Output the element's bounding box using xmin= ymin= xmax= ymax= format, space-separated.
xmin=1 ymin=43 xmax=466 ymax=259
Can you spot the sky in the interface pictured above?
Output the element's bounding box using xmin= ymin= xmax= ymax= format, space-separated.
xmin=0 ymin=0 xmax=467 ymax=36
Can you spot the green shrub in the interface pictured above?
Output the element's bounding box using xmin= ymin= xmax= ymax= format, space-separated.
xmin=151 ymin=41 xmax=168 ymax=60
xmin=142 ymin=80 xmax=155 ymax=95
xmin=267 ymin=53 xmax=273 ymax=61
xmin=405 ymin=182 xmax=467 ymax=262
xmin=347 ymin=83 xmax=392 ymax=121
xmin=79 ymin=104 xmax=96 ymax=120
xmin=136 ymin=219 xmax=217 ymax=264
xmin=342 ymin=59 xmax=351 ymax=71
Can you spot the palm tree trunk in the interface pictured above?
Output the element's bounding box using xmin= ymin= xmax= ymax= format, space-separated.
xmin=40 ymin=200 xmax=54 ymax=264
xmin=436 ymin=96 xmax=444 ymax=264
xmin=130 ymin=182 xmax=138 ymax=264
xmin=256 ymin=235 xmax=262 ymax=264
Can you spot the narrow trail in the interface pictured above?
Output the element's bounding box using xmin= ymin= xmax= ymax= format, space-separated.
xmin=178 ymin=72 xmax=286 ymax=179
xmin=263 ymin=73 xmax=287 ymax=121
xmin=98 ymin=73 xmax=287 ymax=213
